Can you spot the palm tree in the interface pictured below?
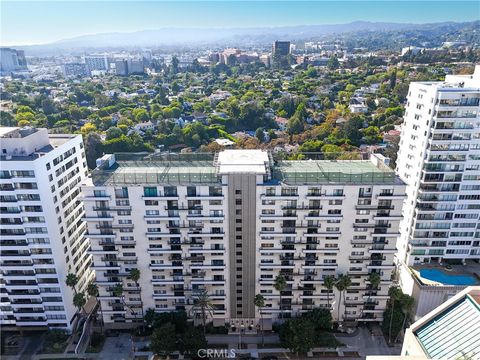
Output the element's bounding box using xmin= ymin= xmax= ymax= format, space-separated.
xmin=335 ymin=275 xmax=352 ymax=323
xmin=341 ymin=275 xmax=352 ymax=321
xmin=112 ymin=283 xmax=136 ymax=318
xmin=73 ymin=292 xmax=87 ymax=315
xmin=274 ymin=274 xmax=287 ymax=320
xmin=394 ymin=294 xmax=414 ymax=343
xmin=323 ymin=276 xmax=336 ymax=311
xmin=87 ymin=282 xmax=103 ymax=334
xmin=66 ymin=273 xmax=79 ymax=294
xmin=128 ymin=268 xmax=144 ymax=332
xmin=254 ymin=294 xmax=266 ymax=346
xmin=189 ymin=289 xmax=214 ymax=336
xmin=388 ymin=286 xmax=403 ymax=344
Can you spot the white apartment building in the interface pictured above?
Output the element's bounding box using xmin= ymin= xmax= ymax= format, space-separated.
xmin=396 ymin=66 xmax=480 ymax=266
xmin=81 ymin=150 xmax=405 ymax=329
xmin=0 ymin=127 xmax=93 ymax=331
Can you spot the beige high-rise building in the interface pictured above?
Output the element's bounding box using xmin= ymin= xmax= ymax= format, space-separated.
xmin=81 ymin=150 xmax=405 ymax=329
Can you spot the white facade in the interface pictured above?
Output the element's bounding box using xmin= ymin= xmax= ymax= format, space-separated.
xmin=82 ymin=151 xmax=405 ymax=329
xmin=396 ymin=66 xmax=480 ymax=266
xmin=0 ymin=127 xmax=93 ymax=331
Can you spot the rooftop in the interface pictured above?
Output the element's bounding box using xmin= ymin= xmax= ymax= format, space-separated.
xmin=0 ymin=127 xmax=79 ymax=161
xmin=217 ymin=149 xmax=270 ymax=174
xmin=92 ymin=152 xmax=219 ymax=185
xmin=414 ymin=288 xmax=480 ymax=359
xmin=91 ymin=150 xmax=401 ymax=186
xmin=0 ymin=126 xmax=38 ymax=138
xmin=273 ymin=158 xmax=397 ymax=185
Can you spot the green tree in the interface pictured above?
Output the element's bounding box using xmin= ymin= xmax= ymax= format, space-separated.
xmin=65 ymin=273 xmax=78 ymax=294
xmin=387 ymin=286 xmax=403 ymax=343
xmin=383 ymin=306 xmax=403 ymax=344
xmin=87 ymin=282 xmax=103 ymax=334
xmin=41 ymin=98 xmax=56 ymax=115
xmin=189 ymin=290 xmax=214 ymax=336
xmin=128 ymin=268 xmax=144 ymax=332
xmin=254 ymin=294 xmax=266 ymax=346
xmin=255 ymin=128 xmax=265 ymax=143
xmin=84 ymin=132 xmax=103 ymax=169
xmin=180 ymin=326 xmax=207 ymax=358
xmin=150 ymin=323 xmax=177 ymax=359
xmin=0 ymin=111 xmax=16 ymax=126
xmin=303 ymin=308 xmax=332 ymax=331
xmin=105 ymin=127 xmax=123 ymax=140
xmin=279 ymin=318 xmax=316 ymax=354
xmin=132 ymin=108 xmax=149 ymax=122
xmin=335 ymin=275 xmax=352 ymax=323
xmin=73 ymin=292 xmax=87 ymax=315
xmin=287 ymin=115 xmax=304 ymax=135
xmin=342 ymin=116 xmax=364 ymax=146
xmin=327 ymin=55 xmax=340 ymax=70
xmin=170 ymin=56 xmax=179 ymax=75
xmin=395 ymin=294 xmax=415 ymax=342
xmin=80 ymin=122 xmax=97 ymax=135
xmin=321 ymin=144 xmax=343 ymax=159
xmin=324 ymin=276 xmax=336 ymax=311
xmin=362 ymin=126 xmax=382 ymax=144
xmin=112 ymin=283 xmax=135 ymax=318
xmin=274 ymin=274 xmax=287 ymax=320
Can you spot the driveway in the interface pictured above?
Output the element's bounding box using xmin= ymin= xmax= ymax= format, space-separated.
xmin=337 ymin=326 xmax=401 ymax=358
xmin=98 ymin=334 xmax=133 ymax=360
xmin=19 ymin=335 xmax=43 ymax=360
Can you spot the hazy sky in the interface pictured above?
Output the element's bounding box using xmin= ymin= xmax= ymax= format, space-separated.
xmin=1 ymin=1 xmax=479 ymax=46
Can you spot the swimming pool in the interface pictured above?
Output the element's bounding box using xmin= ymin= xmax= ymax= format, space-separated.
xmin=419 ymin=268 xmax=478 ymax=286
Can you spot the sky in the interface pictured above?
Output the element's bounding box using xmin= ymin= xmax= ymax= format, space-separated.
xmin=1 ymin=0 xmax=479 ymax=46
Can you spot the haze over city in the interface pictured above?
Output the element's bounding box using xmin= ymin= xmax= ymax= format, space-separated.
xmin=2 ymin=1 xmax=479 ymax=46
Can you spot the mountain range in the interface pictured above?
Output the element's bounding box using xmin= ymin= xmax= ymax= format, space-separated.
xmin=12 ymin=20 xmax=478 ymax=55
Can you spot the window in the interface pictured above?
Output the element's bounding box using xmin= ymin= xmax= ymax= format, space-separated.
xmin=143 ymin=187 xmax=158 ymax=197
xmin=164 ymin=186 xmax=177 ymax=196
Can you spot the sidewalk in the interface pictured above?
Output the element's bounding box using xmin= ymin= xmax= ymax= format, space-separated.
xmin=206 ymin=333 xmax=280 ymax=346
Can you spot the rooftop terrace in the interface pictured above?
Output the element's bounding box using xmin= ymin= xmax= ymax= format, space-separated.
xmin=91 ymin=151 xmax=400 ymax=186
xmin=273 ymin=159 xmax=397 ymax=185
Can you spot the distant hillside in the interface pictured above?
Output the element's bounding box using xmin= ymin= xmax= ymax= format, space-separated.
xmin=14 ymin=20 xmax=479 ymax=56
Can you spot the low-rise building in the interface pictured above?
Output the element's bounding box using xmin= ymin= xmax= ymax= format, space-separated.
xmin=401 ymin=286 xmax=480 ymax=359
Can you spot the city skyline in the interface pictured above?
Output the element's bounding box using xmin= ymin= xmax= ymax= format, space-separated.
xmin=1 ymin=0 xmax=479 ymax=46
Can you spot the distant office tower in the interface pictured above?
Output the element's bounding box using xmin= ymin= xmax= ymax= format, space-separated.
xmin=127 ymin=59 xmax=144 ymax=75
xmin=0 ymin=48 xmax=28 ymax=74
xmin=63 ymin=63 xmax=88 ymax=78
xmin=142 ymin=49 xmax=153 ymax=66
xmin=259 ymin=54 xmax=271 ymax=67
xmin=396 ymin=65 xmax=480 ymax=266
xmin=272 ymin=41 xmax=291 ymax=56
xmin=81 ymin=151 xmax=405 ymax=329
xmin=114 ymin=60 xmax=129 ymax=76
xmin=85 ymin=55 xmax=108 ymax=73
xmin=0 ymin=127 xmax=93 ymax=331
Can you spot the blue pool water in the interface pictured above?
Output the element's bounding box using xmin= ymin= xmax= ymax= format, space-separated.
xmin=419 ymin=268 xmax=477 ymax=286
